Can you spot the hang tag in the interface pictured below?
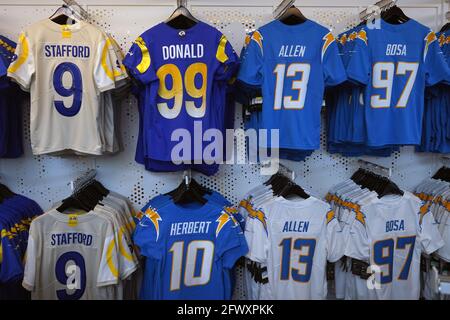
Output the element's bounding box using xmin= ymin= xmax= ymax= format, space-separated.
xmin=61 ymin=25 xmax=72 ymax=38
xmin=68 ymin=214 xmax=78 ymax=227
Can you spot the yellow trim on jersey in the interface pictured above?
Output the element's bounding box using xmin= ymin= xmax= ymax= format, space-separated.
xmin=0 ymin=39 xmax=15 ymax=53
xmin=106 ymin=238 xmax=119 ymax=278
xmin=118 ymin=227 xmax=134 ymax=262
xmin=101 ymin=38 xmax=118 ymax=81
xmin=8 ymin=33 xmax=28 ymax=74
xmin=326 ymin=210 xmax=335 ymax=224
xmin=135 ymin=36 xmax=151 ymax=74
xmin=419 ymin=203 xmax=430 ymax=225
xmin=322 ymin=32 xmax=335 ymax=61
xmin=216 ymin=213 xmax=230 ymax=237
xmin=216 ymin=35 xmax=229 ymax=63
xmin=251 ymin=31 xmax=263 ymax=53
xmin=0 ymin=242 xmax=3 ymax=264
xmin=357 ymin=30 xmax=368 ymax=45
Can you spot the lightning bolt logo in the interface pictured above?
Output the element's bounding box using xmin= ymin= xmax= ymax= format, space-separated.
xmin=216 ymin=213 xmax=231 ymax=237
xmin=326 ymin=210 xmax=336 ymax=224
xmin=339 ymin=34 xmax=348 ymax=45
xmin=357 ymin=29 xmax=368 ymax=45
xmin=251 ymin=31 xmax=263 ymax=53
xmin=424 ymin=31 xmax=437 ymax=62
xmin=145 ymin=207 xmax=162 ymax=241
xmin=247 ymin=206 xmax=267 ymax=233
xmin=418 ymin=202 xmax=430 ymax=226
xmin=439 ymin=34 xmax=446 ymax=47
xmin=322 ymin=32 xmax=335 ymax=61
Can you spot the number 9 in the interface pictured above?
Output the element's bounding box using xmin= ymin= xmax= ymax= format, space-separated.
xmin=53 ymin=62 xmax=83 ymax=117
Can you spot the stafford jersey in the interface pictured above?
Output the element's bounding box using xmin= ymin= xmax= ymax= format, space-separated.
xmin=245 ymin=196 xmax=344 ymax=299
xmin=237 ymin=20 xmax=347 ymax=150
xmin=133 ymin=201 xmax=248 ymax=299
xmin=8 ymin=19 xmax=122 ymax=155
xmin=346 ymin=19 xmax=450 ymax=147
xmin=123 ymin=22 xmax=238 ymax=161
xmin=344 ymin=192 xmax=444 ymax=300
xmin=23 ymin=210 xmax=121 ymax=300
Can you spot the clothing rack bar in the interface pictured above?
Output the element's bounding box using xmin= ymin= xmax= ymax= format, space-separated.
xmin=273 ymin=0 xmax=295 ymax=19
xmin=358 ymin=159 xmax=391 ymax=178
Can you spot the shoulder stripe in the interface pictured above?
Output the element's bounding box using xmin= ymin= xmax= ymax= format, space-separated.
xmin=251 ymin=31 xmax=263 ymax=53
xmin=424 ymin=31 xmax=437 ymax=62
xmin=326 ymin=210 xmax=335 ymax=224
xmin=216 ymin=35 xmax=229 ymax=63
xmin=134 ymin=36 xmax=151 ymax=74
xmin=8 ymin=33 xmax=28 ymax=74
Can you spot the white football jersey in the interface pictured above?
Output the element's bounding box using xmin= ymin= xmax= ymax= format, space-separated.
xmin=345 ymin=192 xmax=444 ymax=300
xmin=8 ymin=19 xmax=122 ymax=155
xmin=23 ymin=209 xmax=120 ymax=300
xmin=245 ymin=196 xmax=344 ymax=300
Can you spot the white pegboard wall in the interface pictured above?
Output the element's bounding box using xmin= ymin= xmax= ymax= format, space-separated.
xmin=0 ymin=0 xmax=447 ymax=211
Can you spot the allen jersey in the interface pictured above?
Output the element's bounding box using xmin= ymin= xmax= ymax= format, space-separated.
xmin=344 ymin=192 xmax=444 ymax=300
xmin=346 ymin=19 xmax=450 ymax=147
xmin=237 ymin=19 xmax=347 ymax=150
xmin=123 ymin=21 xmax=238 ymax=163
xmin=8 ymin=19 xmax=123 ymax=155
xmin=22 ymin=209 xmax=126 ymax=300
xmin=245 ymin=196 xmax=344 ymax=299
xmin=133 ymin=200 xmax=248 ymax=300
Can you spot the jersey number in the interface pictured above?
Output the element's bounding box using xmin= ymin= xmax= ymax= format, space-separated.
xmin=157 ymin=63 xmax=207 ymax=119
xmin=55 ymin=251 xmax=86 ymax=300
xmin=53 ymin=62 xmax=83 ymax=117
xmin=279 ymin=238 xmax=316 ymax=282
xmin=273 ymin=63 xmax=311 ymax=110
xmin=373 ymin=236 xmax=416 ymax=284
xmin=169 ymin=240 xmax=214 ymax=291
xmin=371 ymin=62 xmax=418 ymax=108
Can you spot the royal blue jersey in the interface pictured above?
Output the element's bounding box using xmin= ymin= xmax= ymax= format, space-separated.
xmin=346 ymin=19 xmax=450 ymax=147
xmin=123 ymin=22 xmax=238 ymax=163
xmin=134 ymin=199 xmax=248 ymax=300
xmin=237 ymin=19 xmax=346 ymax=150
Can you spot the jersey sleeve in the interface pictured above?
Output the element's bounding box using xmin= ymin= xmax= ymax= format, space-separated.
xmin=132 ymin=208 xmax=163 ymax=259
xmin=7 ymin=32 xmax=35 ymax=91
xmin=215 ymin=212 xmax=249 ymax=269
xmin=22 ymin=221 xmax=38 ymax=291
xmin=108 ymin=35 xmax=129 ymax=85
xmin=344 ymin=210 xmax=370 ymax=262
xmin=214 ymin=34 xmax=239 ymax=81
xmin=244 ymin=207 xmax=269 ymax=264
xmin=93 ymin=33 xmax=117 ymax=93
xmin=122 ymin=34 xmax=157 ymax=85
xmin=417 ymin=203 xmax=444 ymax=254
xmin=325 ymin=210 xmax=345 ymax=262
xmin=322 ymin=32 xmax=347 ymax=86
xmin=423 ymin=31 xmax=450 ymax=86
xmin=345 ymin=29 xmax=371 ymax=85
xmin=237 ymin=31 xmax=264 ymax=86
xmin=97 ymin=220 xmax=120 ymax=287
xmin=0 ymin=58 xmax=6 ymax=78
xmin=1 ymin=224 xmax=25 ymax=284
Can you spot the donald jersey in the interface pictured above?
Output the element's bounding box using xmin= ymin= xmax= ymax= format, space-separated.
xmin=123 ymin=21 xmax=238 ymax=163
xmin=8 ymin=19 xmax=124 ymax=155
xmin=346 ymin=19 xmax=450 ymax=147
xmin=344 ymin=192 xmax=444 ymax=300
xmin=22 ymin=209 xmax=134 ymax=300
xmin=244 ymin=196 xmax=344 ymax=300
xmin=237 ymin=19 xmax=347 ymax=151
xmin=133 ymin=200 xmax=248 ymax=300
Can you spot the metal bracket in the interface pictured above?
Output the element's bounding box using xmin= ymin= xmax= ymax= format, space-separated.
xmin=70 ymin=169 xmax=97 ymax=193
xmin=183 ymin=169 xmax=192 ymax=187
xmin=273 ymin=0 xmax=295 ymax=19
xmin=358 ymin=159 xmax=391 ymax=178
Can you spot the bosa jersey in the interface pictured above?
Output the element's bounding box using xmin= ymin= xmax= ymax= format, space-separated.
xmin=123 ymin=21 xmax=238 ymax=163
xmin=346 ymin=19 xmax=450 ymax=147
xmin=245 ymin=196 xmax=344 ymax=299
xmin=237 ymin=19 xmax=347 ymax=151
xmin=8 ymin=19 xmax=122 ymax=155
xmin=22 ymin=209 xmax=127 ymax=300
xmin=344 ymin=192 xmax=444 ymax=300
xmin=133 ymin=200 xmax=248 ymax=300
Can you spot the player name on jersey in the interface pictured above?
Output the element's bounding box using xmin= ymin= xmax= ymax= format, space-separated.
xmin=169 ymin=220 xmax=212 ymax=236
xmin=162 ymin=43 xmax=204 ymax=60
xmin=385 ymin=44 xmax=407 ymax=56
xmin=44 ymin=44 xmax=91 ymax=58
xmin=282 ymin=220 xmax=310 ymax=233
xmin=50 ymin=232 xmax=95 ymax=246
xmin=278 ymin=44 xmax=306 ymax=58
xmin=386 ymin=219 xmax=405 ymax=232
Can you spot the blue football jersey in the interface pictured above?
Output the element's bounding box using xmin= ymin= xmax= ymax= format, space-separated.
xmin=123 ymin=22 xmax=238 ymax=163
xmin=346 ymin=19 xmax=450 ymax=147
xmin=133 ymin=200 xmax=248 ymax=300
xmin=237 ymin=19 xmax=347 ymax=150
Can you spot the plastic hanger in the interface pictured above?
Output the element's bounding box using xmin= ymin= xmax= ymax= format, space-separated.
xmin=440 ymin=22 xmax=450 ymax=32
xmin=165 ymin=4 xmax=198 ymax=29
xmin=278 ymin=5 xmax=307 ymax=25
xmin=381 ymin=5 xmax=410 ymax=24
xmin=49 ymin=4 xmax=79 ymax=25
